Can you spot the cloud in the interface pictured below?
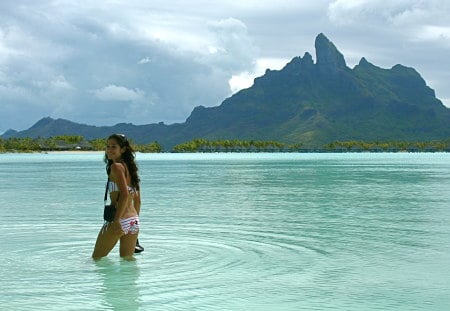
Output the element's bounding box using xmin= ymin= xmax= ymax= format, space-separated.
xmin=138 ymin=57 xmax=152 ymax=64
xmin=327 ymin=0 xmax=450 ymax=30
xmin=327 ymin=0 xmax=414 ymax=25
xmin=0 ymin=3 xmax=260 ymax=131
xmin=204 ymin=17 xmax=257 ymax=72
xmin=0 ymin=84 xmax=32 ymax=103
xmin=93 ymin=85 xmax=145 ymax=102
xmin=413 ymin=25 xmax=450 ymax=44
xmin=229 ymin=58 xmax=289 ymax=93
xmin=1 ymin=0 xmax=449 ymax=133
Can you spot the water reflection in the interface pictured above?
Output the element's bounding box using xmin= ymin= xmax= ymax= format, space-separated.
xmin=94 ymin=258 xmax=141 ymax=311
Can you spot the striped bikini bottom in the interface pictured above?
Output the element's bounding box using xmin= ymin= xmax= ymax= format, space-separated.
xmin=120 ymin=216 xmax=140 ymax=235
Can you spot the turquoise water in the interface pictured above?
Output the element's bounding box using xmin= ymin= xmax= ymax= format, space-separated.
xmin=0 ymin=152 xmax=449 ymax=310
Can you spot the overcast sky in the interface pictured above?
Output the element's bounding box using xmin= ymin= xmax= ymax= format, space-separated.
xmin=1 ymin=0 xmax=449 ymax=133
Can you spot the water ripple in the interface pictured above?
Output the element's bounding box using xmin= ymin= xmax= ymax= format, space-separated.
xmin=2 ymin=153 xmax=450 ymax=310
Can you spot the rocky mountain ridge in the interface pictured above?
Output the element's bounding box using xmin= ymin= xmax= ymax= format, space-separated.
xmin=3 ymin=33 xmax=449 ymax=148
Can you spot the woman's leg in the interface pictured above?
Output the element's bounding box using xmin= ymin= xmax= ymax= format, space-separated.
xmin=120 ymin=233 xmax=138 ymax=258
xmin=92 ymin=224 xmax=120 ymax=259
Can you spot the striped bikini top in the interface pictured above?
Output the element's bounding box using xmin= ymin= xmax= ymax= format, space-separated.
xmin=108 ymin=180 xmax=137 ymax=194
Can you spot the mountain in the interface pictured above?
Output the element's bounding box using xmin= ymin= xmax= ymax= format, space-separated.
xmin=1 ymin=116 xmax=176 ymax=143
xmin=176 ymin=33 xmax=450 ymax=146
xmin=3 ymin=33 xmax=450 ymax=148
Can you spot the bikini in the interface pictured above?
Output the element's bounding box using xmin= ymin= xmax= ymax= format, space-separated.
xmin=107 ymin=180 xmax=136 ymax=194
xmin=119 ymin=216 xmax=140 ymax=235
xmin=105 ymin=180 xmax=140 ymax=235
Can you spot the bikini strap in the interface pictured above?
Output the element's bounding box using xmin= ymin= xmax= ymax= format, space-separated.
xmin=104 ymin=177 xmax=120 ymax=204
xmin=105 ymin=162 xmax=127 ymax=204
xmin=104 ymin=178 xmax=109 ymax=204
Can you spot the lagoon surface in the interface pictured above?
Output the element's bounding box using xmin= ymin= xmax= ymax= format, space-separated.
xmin=1 ymin=152 xmax=449 ymax=310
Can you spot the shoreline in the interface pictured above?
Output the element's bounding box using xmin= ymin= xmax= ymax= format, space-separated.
xmin=0 ymin=150 xmax=104 ymax=155
xmin=45 ymin=150 xmax=105 ymax=154
xmin=1 ymin=150 xmax=449 ymax=155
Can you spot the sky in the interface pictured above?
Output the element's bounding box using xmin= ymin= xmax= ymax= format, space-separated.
xmin=1 ymin=0 xmax=449 ymax=133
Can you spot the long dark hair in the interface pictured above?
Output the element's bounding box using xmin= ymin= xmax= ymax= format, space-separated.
xmin=104 ymin=134 xmax=140 ymax=190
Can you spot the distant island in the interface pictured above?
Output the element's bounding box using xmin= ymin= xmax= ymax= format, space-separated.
xmin=2 ymin=33 xmax=450 ymax=149
xmin=1 ymin=135 xmax=449 ymax=153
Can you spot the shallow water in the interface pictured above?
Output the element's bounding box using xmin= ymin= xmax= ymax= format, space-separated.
xmin=1 ymin=152 xmax=449 ymax=310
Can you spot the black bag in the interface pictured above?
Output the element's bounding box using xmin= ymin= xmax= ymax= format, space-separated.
xmin=103 ymin=178 xmax=118 ymax=222
xmin=103 ymin=204 xmax=116 ymax=222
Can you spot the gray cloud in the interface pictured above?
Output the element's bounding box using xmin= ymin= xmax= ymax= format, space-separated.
xmin=1 ymin=0 xmax=449 ymax=133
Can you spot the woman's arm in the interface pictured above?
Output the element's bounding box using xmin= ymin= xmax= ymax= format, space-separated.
xmin=134 ymin=190 xmax=141 ymax=215
xmin=110 ymin=162 xmax=130 ymax=222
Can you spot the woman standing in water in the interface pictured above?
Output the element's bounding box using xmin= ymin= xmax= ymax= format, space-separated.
xmin=92 ymin=134 xmax=142 ymax=259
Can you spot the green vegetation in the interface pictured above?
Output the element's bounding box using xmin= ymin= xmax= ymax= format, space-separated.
xmin=172 ymin=138 xmax=296 ymax=152
xmin=134 ymin=142 xmax=162 ymax=153
xmin=0 ymin=137 xmax=40 ymax=152
xmin=0 ymin=136 xmax=162 ymax=153
xmin=324 ymin=140 xmax=450 ymax=152
xmin=173 ymin=138 xmax=450 ymax=153
xmin=1 ymin=136 xmax=449 ymax=153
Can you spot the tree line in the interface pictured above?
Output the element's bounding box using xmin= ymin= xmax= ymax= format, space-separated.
xmin=172 ymin=138 xmax=302 ymax=152
xmin=1 ymin=135 xmax=449 ymax=153
xmin=323 ymin=140 xmax=450 ymax=152
xmin=173 ymin=138 xmax=450 ymax=152
xmin=0 ymin=135 xmax=162 ymax=153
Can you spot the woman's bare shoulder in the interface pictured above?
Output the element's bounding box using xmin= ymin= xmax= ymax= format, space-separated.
xmin=110 ymin=162 xmax=126 ymax=175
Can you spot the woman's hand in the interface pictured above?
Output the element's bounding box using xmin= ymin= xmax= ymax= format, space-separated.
xmin=112 ymin=221 xmax=125 ymax=236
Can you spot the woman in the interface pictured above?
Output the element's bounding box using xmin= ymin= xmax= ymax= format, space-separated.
xmin=92 ymin=134 xmax=142 ymax=259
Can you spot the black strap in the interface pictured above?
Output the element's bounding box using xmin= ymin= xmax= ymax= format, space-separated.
xmin=104 ymin=178 xmax=120 ymax=204
xmin=105 ymin=162 xmax=127 ymax=204
xmin=104 ymin=178 xmax=109 ymax=203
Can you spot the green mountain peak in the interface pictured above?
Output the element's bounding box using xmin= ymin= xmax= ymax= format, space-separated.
xmin=3 ymin=33 xmax=449 ymax=149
